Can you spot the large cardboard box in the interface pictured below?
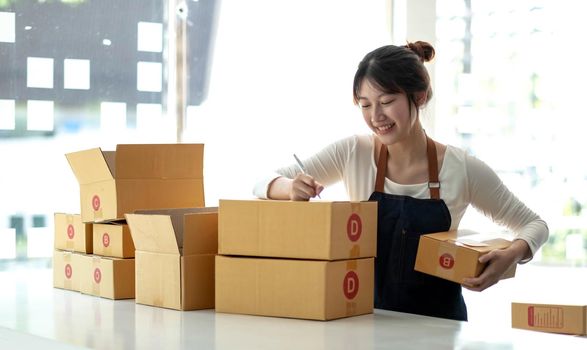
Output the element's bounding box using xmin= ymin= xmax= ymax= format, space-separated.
xmin=414 ymin=230 xmax=516 ymax=284
xmin=93 ymin=222 xmax=135 ymax=258
xmin=215 ymin=255 xmax=374 ymax=320
xmin=512 ymin=302 xmax=587 ymax=335
xmin=54 ymin=213 xmax=93 ymax=253
xmin=125 ymin=207 xmax=218 ymax=311
xmin=65 ymin=144 xmax=205 ymax=223
xmin=78 ymin=254 xmax=135 ymax=299
xmin=218 ymin=200 xmax=377 ymax=260
xmin=53 ymin=250 xmax=83 ymax=291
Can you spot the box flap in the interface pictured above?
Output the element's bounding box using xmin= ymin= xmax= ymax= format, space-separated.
xmin=65 ymin=148 xmax=114 ymax=184
xmin=133 ymin=207 xmax=217 ymax=250
xmin=183 ymin=211 xmax=218 ymax=255
xmin=115 ymin=144 xmax=204 ymax=179
xmin=424 ymin=230 xmax=512 ymax=252
xmin=125 ymin=213 xmax=179 ymax=254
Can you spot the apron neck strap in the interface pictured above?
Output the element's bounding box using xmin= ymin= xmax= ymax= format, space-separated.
xmin=374 ymin=138 xmax=388 ymax=193
xmin=373 ymin=135 xmax=441 ymax=199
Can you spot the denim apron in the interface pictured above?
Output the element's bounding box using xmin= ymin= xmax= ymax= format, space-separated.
xmin=369 ymin=136 xmax=468 ymax=321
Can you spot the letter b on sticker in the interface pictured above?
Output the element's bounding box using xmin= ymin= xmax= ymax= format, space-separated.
xmin=346 ymin=213 xmax=362 ymax=242
xmin=439 ymin=253 xmax=455 ymax=269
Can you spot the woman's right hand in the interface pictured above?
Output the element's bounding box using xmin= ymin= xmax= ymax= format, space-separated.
xmin=289 ymin=174 xmax=324 ymax=201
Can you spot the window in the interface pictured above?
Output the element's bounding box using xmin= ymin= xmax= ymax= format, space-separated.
xmin=435 ymin=0 xmax=586 ymax=266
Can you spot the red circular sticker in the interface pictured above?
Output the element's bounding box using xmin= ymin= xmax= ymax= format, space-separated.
xmin=343 ymin=270 xmax=360 ymax=300
xmin=102 ymin=233 xmax=110 ymax=247
xmin=65 ymin=264 xmax=72 ymax=279
xmin=94 ymin=268 xmax=102 ymax=284
xmin=346 ymin=213 xmax=362 ymax=242
xmin=439 ymin=253 xmax=455 ymax=269
xmin=67 ymin=224 xmax=75 ymax=239
xmin=92 ymin=195 xmax=101 ymax=211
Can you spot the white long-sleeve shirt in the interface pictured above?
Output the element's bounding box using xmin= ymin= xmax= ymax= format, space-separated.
xmin=253 ymin=134 xmax=549 ymax=259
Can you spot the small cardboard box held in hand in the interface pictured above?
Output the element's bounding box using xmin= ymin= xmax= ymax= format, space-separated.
xmin=218 ymin=199 xmax=377 ymax=260
xmin=54 ymin=213 xmax=93 ymax=253
xmin=66 ymin=144 xmax=205 ymax=223
xmin=414 ymin=230 xmax=516 ymax=284
xmin=215 ymin=255 xmax=374 ymax=320
xmin=125 ymin=208 xmax=218 ymax=311
xmin=512 ymin=302 xmax=587 ymax=335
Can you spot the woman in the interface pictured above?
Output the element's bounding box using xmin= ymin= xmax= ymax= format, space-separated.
xmin=253 ymin=41 xmax=549 ymax=321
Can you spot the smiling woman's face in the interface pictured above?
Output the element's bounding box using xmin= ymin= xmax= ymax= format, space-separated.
xmin=357 ymin=79 xmax=421 ymax=145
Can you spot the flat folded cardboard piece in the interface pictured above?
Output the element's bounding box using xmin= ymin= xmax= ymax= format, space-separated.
xmin=414 ymin=230 xmax=516 ymax=284
xmin=218 ymin=199 xmax=377 ymax=260
xmin=93 ymin=222 xmax=135 ymax=258
xmin=53 ymin=250 xmax=83 ymax=292
xmin=65 ymin=144 xmax=205 ymax=223
xmin=512 ymin=302 xmax=587 ymax=335
xmin=125 ymin=207 xmax=218 ymax=311
xmin=215 ymin=255 xmax=374 ymax=321
xmin=78 ymin=254 xmax=135 ymax=299
xmin=54 ymin=213 xmax=93 ymax=253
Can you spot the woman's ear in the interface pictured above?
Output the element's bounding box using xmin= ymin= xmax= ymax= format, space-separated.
xmin=416 ymin=91 xmax=428 ymax=107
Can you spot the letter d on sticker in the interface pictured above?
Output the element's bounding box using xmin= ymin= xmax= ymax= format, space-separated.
xmin=346 ymin=213 xmax=362 ymax=242
xmin=343 ymin=271 xmax=359 ymax=300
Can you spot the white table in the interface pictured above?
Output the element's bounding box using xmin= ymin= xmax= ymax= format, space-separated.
xmin=0 ymin=266 xmax=585 ymax=349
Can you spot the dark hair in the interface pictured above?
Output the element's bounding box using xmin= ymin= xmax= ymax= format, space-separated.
xmin=352 ymin=41 xmax=435 ymax=111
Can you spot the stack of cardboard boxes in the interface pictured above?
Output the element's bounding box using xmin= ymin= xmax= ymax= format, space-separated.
xmin=53 ymin=213 xmax=92 ymax=292
xmin=215 ymin=199 xmax=378 ymax=320
xmin=53 ymin=144 xmax=206 ymax=302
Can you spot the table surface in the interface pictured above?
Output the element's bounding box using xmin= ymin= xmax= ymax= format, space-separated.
xmin=0 ymin=266 xmax=585 ymax=350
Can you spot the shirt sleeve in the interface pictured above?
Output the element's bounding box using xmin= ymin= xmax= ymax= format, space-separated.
xmin=252 ymin=136 xmax=358 ymax=199
xmin=465 ymin=153 xmax=549 ymax=262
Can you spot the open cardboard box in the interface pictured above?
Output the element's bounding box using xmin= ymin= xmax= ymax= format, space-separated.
xmin=125 ymin=207 xmax=218 ymax=311
xmin=66 ymin=144 xmax=205 ymax=223
xmin=215 ymin=255 xmax=374 ymax=320
xmin=512 ymin=302 xmax=587 ymax=335
xmin=415 ymin=229 xmax=516 ymax=284
xmin=54 ymin=213 xmax=92 ymax=253
xmin=218 ymin=199 xmax=377 ymax=260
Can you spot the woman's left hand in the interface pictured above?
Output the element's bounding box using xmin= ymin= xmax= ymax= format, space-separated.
xmin=462 ymin=239 xmax=530 ymax=292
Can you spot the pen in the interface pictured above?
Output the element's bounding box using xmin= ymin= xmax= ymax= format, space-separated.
xmin=293 ymin=154 xmax=321 ymax=199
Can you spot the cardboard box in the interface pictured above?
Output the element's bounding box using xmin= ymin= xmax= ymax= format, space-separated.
xmin=218 ymin=200 xmax=377 ymax=260
xmin=215 ymin=255 xmax=374 ymax=320
xmin=125 ymin=207 xmax=218 ymax=310
xmin=53 ymin=250 xmax=82 ymax=291
xmin=54 ymin=213 xmax=93 ymax=253
xmin=78 ymin=254 xmax=135 ymax=299
xmin=65 ymin=144 xmax=205 ymax=223
xmin=512 ymin=302 xmax=587 ymax=335
xmin=414 ymin=230 xmax=516 ymax=284
xmin=93 ymin=222 xmax=135 ymax=258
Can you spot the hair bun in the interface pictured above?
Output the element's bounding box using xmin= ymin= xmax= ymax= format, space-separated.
xmin=405 ymin=41 xmax=435 ymax=62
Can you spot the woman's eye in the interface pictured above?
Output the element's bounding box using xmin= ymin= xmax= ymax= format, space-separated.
xmin=360 ymin=104 xmax=371 ymax=109
xmin=381 ymin=100 xmax=394 ymax=105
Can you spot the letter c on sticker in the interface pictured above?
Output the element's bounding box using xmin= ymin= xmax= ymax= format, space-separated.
xmin=65 ymin=264 xmax=72 ymax=279
xmin=94 ymin=268 xmax=102 ymax=284
xmin=92 ymin=195 xmax=101 ymax=211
